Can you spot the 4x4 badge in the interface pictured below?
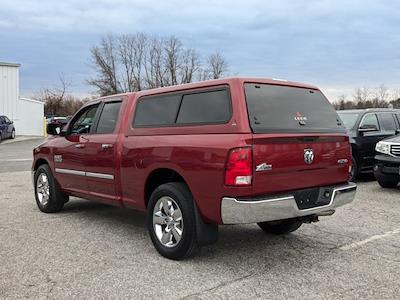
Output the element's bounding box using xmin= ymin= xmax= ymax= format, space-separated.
xmin=304 ymin=149 xmax=314 ymax=165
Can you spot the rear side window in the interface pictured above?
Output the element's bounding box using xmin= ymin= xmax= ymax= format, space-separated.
xmin=244 ymin=84 xmax=345 ymax=133
xmin=176 ymin=90 xmax=231 ymax=124
xmin=133 ymin=94 xmax=181 ymax=127
xmin=379 ymin=113 xmax=397 ymax=131
xmin=133 ymin=88 xmax=231 ymax=127
xmin=96 ymin=102 xmax=122 ymax=134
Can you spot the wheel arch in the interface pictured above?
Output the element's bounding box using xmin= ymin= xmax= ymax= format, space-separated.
xmin=33 ymin=158 xmax=50 ymax=171
xmin=144 ymin=167 xmax=218 ymax=246
xmin=350 ymin=143 xmax=359 ymax=161
xmin=144 ymin=168 xmax=187 ymax=208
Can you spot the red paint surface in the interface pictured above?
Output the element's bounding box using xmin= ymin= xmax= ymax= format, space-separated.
xmin=33 ymin=78 xmax=351 ymax=224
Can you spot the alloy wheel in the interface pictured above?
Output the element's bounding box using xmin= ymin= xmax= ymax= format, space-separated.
xmin=153 ymin=196 xmax=184 ymax=248
xmin=36 ymin=173 xmax=50 ymax=206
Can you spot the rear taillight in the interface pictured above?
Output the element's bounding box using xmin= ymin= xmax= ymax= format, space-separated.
xmin=224 ymin=147 xmax=253 ymax=186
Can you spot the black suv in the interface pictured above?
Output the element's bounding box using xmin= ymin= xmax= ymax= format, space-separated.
xmin=337 ymin=109 xmax=400 ymax=180
xmin=374 ymin=135 xmax=400 ymax=188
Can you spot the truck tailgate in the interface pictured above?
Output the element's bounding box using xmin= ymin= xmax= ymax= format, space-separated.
xmin=252 ymin=134 xmax=351 ymax=196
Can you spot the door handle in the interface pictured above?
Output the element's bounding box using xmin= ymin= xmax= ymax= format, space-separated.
xmin=101 ymin=144 xmax=113 ymax=150
xmin=75 ymin=144 xmax=85 ymax=149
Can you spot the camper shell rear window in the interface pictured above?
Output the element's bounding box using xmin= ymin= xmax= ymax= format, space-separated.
xmin=244 ymin=83 xmax=345 ymax=133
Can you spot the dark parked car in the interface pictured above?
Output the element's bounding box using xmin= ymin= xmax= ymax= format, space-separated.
xmin=33 ymin=78 xmax=356 ymax=260
xmin=374 ymin=136 xmax=400 ymax=188
xmin=337 ymin=109 xmax=400 ymax=180
xmin=0 ymin=115 xmax=15 ymax=142
xmin=46 ymin=116 xmax=68 ymax=125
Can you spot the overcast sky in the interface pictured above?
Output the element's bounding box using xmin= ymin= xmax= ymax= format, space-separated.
xmin=0 ymin=0 xmax=399 ymax=101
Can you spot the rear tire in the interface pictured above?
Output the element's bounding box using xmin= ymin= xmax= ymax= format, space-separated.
xmin=377 ymin=179 xmax=399 ymax=188
xmin=350 ymin=155 xmax=358 ymax=181
xmin=11 ymin=129 xmax=15 ymax=139
xmin=257 ymin=218 xmax=302 ymax=235
xmin=34 ymin=164 xmax=68 ymax=213
xmin=147 ymin=182 xmax=199 ymax=260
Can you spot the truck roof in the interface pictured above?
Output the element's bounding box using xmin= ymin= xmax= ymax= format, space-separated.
xmin=99 ymin=77 xmax=319 ymax=100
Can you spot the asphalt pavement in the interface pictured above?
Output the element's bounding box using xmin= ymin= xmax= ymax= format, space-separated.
xmin=0 ymin=137 xmax=44 ymax=173
xmin=0 ymin=139 xmax=399 ymax=299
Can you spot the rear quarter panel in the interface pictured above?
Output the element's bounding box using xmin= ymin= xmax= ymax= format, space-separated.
xmin=120 ymin=133 xmax=253 ymax=223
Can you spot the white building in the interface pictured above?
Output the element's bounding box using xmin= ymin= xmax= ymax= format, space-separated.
xmin=0 ymin=62 xmax=44 ymax=136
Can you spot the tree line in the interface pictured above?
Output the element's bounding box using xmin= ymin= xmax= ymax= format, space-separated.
xmin=41 ymin=76 xmax=89 ymax=117
xmin=333 ymin=85 xmax=400 ymax=110
xmin=87 ymin=32 xmax=228 ymax=96
xmin=42 ymin=31 xmax=400 ymax=116
xmin=43 ymin=32 xmax=229 ymax=115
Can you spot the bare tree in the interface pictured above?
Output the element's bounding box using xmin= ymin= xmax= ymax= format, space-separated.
xmin=337 ymin=94 xmax=346 ymax=110
xmin=334 ymin=85 xmax=400 ymax=109
xmin=87 ymin=34 xmax=120 ymax=95
xmin=352 ymin=87 xmax=370 ymax=108
xmin=375 ymin=84 xmax=389 ymax=102
xmin=88 ymin=33 xmax=229 ymax=95
xmin=133 ymin=33 xmax=147 ymax=91
xmin=353 ymin=87 xmax=369 ymax=103
xmin=391 ymin=88 xmax=400 ymax=102
xmin=163 ymin=36 xmax=182 ymax=86
xmin=207 ymin=52 xmax=228 ymax=79
xmin=144 ymin=37 xmax=166 ymax=89
xmin=40 ymin=75 xmax=86 ymax=116
xmin=118 ymin=34 xmax=136 ymax=92
xmin=41 ymin=75 xmax=69 ymax=115
xmin=180 ymin=48 xmax=200 ymax=84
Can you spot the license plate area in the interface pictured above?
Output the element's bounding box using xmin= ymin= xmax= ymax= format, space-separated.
xmin=294 ymin=187 xmax=332 ymax=210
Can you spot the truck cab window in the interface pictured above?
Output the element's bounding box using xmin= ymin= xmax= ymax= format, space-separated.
xmin=70 ymin=104 xmax=99 ymax=135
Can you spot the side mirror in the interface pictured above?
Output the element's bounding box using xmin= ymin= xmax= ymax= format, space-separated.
xmin=358 ymin=124 xmax=378 ymax=133
xmin=59 ymin=126 xmax=67 ymax=136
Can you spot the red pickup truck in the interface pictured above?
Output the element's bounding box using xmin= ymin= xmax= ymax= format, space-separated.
xmin=33 ymin=77 xmax=356 ymax=259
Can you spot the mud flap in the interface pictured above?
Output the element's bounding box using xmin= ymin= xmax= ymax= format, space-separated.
xmin=194 ymin=202 xmax=218 ymax=246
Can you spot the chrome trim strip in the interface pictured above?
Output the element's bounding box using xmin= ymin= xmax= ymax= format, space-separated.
xmin=54 ymin=168 xmax=113 ymax=180
xmin=55 ymin=168 xmax=86 ymax=176
xmin=86 ymin=172 xmax=114 ymax=180
xmin=221 ymin=182 xmax=357 ymax=224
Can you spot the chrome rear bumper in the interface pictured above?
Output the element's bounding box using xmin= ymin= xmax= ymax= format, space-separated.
xmin=221 ymin=182 xmax=357 ymax=224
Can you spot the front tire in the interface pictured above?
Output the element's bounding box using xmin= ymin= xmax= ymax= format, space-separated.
xmin=34 ymin=164 xmax=68 ymax=213
xmin=147 ymin=182 xmax=199 ymax=260
xmin=10 ymin=129 xmax=15 ymax=139
xmin=257 ymin=218 xmax=302 ymax=235
xmin=377 ymin=179 xmax=399 ymax=188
